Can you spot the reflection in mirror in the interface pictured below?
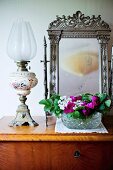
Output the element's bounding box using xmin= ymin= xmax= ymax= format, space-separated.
xmin=59 ymin=38 xmax=99 ymax=96
xmin=47 ymin=11 xmax=111 ymax=97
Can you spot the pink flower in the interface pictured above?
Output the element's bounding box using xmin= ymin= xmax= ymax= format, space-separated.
xmin=82 ymin=107 xmax=91 ymax=116
xmin=70 ymin=95 xmax=82 ymax=102
xmin=85 ymin=96 xmax=100 ymax=110
xmin=64 ymin=102 xmax=75 ymax=114
xmin=92 ymin=96 xmax=99 ymax=101
xmin=86 ymin=102 xmax=96 ymax=109
xmin=80 ymin=101 xmax=87 ymax=106
xmin=91 ymin=96 xmax=100 ymax=106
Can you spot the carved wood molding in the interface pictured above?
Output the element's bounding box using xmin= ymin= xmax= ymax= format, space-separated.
xmin=48 ymin=11 xmax=110 ymax=31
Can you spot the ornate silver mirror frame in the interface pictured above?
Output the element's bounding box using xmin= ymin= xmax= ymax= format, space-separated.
xmin=47 ymin=11 xmax=111 ymax=96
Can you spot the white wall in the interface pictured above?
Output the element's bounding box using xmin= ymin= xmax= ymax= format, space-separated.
xmin=0 ymin=0 xmax=113 ymax=118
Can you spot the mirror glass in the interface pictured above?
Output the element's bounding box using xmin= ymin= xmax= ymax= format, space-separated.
xmin=59 ymin=38 xmax=99 ymax=96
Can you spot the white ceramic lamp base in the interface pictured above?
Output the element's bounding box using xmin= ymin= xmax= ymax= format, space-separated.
xmin=9 ymin=70 xmax=38 ymax=127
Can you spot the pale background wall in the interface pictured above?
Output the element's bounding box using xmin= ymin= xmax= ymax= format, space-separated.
xmin=0 ymin=0 xmax=113 ymax=118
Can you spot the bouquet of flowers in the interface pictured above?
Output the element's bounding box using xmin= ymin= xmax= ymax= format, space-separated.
xmin=39 ymin=93 xmax=111 ymax=119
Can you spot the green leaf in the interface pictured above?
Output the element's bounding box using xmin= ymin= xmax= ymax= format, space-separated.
xmin=67 ymin=113 xmax=74 ymax=118
xmin=82 ymin=94 xmax=91 ymax=102
xmin=44 ymin=105 xmax=51 ymax=112
xmin=47 ymin=98 xmax=53 ymax=103
xmin=75 ymin=106 xmax=85 ymax=111
xmin=50 ymin=107 xmax=55 ymax=113
xmin=97 ymin=93 xmax=107 ymax=102
xmin=67 ymin=111 xmax=81 ymax=119
xmin=39 ymin=99 xmax=52 ymax=106
xmin=54 ymin=99 xmax=59 ymax=106
xmin=55 ymin=105 xmax=60 ymax=111
xmin=67 ymin=111 xmax=85 ymax=119
xmin=73 ymin=111 xmax=80 ymax=118
xmin=39 ymin=99 xmax=48 ymax=105
xmin=99 ymin=103 xmax=105 ymax=110
xmin=54 ymin=109 xmax=61 ymax=117
xmin=51 ymin=94 xmax=60 ymax=100
xmin=105 ymin=100 xmax=111 ymax=107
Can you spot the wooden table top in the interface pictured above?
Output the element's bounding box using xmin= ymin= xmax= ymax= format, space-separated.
xmin=0 ymin=116 xmax=113 ymax=142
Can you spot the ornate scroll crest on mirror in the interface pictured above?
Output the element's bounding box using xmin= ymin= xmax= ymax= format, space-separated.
xmin=47 ymin=11 xmax=111 ymax=96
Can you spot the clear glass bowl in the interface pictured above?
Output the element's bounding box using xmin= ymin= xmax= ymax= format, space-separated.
xmin=61 ymin=112 xmax=102 ymax=129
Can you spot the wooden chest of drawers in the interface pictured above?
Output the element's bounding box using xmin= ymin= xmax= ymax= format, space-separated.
xmin=0 ymin=116 xmax=113 ymax=170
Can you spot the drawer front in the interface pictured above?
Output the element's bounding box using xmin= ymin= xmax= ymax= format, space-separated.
xmin=50 ymin=142 xmax=113 ymax=170
xmin=0 ymin=142 xmax=113 ymax=170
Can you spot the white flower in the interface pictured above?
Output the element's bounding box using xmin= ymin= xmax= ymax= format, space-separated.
xmin=67 ymin=97 xmax=72 ymax=102
xmin=58 ymin=96 xmax=74 ymax=110
xmin=58 ymin=99 xmax=67 ymax=110
xmin=73 ymin=105 xmax=77 ymax=110
xmin=75 ymin=100 xmax=83 ymax=106
xmin=60 ymin=96 xmax=67 ymax=101
xmin=58 ymin=96 xmax=68 ymax=110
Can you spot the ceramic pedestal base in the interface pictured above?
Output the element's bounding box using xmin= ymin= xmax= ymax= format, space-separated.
xmin=9 ymin=114 xmax=38 ymax=127
xmin=9 ymin=103 xmax=38 ymax=127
